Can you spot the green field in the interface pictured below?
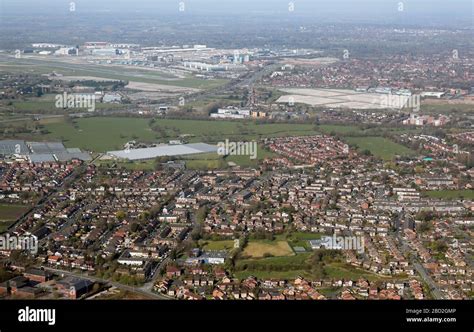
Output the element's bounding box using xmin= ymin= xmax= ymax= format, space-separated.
xmin=236 ymin=252 xmax=311 ymax=270
xmin=45 ymin=117 xmax=157 ymax=151
xmin=318 ymin=124 xmax=363 ymax=136
xmin=423 ymin=190 xmax=474 ymax=200
xmin=233 ymin=232 xmax=399 ymax=282
xmin=234 ymin=264 xmax=390 ymax=282
xmin=186 ymin=159 xmax=227 ymax=170
xmin=94 ymin=159 xmax=156 ymax=170
xmin=421 ymin=103 xmax=474 ymax=114
xmin=317 ymin=124 xmax=421 ymax=137
xmin=12 ymin=100 xmax=127 ymax=112
xmin=234 ymin=270 xmax=312 ymax=280
xmin=42 ymin=117 xmax=319 ymax=152
xmin=324 ymin=263 xmax=395 ymax=282
xmin=345 ymin=136 xmax=415 ymax=160
xmin=199 ymin=240 xmax=236 ymax=251
xmin=182 ymin=152 xmax=227 ymax=170
xmin=0 ymin=204 xmax=30 ymax=232
xmin=0 ymin=221 xmax=14 ymax=233
xmin=234 ymin=253 xmax=393 ymax=282
xmin=0 ymin=204 xmax=30 ymax=221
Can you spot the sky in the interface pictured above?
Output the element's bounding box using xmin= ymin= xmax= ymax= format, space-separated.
xmin=0 ymin=0 xmax=471 ymax=16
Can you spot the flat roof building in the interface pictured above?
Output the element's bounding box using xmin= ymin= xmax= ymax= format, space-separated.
xmin=107 ymin=143 xmax=217 ymax=161
xmin=0 ymin=140 xmax=29 ymax=156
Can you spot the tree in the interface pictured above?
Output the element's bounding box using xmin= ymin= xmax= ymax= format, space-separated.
xmin=130 ymin=222 xmax=139 ymax=233
xmin=116 ymin=210 xmax=127 ymax=221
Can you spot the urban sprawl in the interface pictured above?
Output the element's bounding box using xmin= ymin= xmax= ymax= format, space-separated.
xmin=0 ymin=31 xmax=473 ymax=301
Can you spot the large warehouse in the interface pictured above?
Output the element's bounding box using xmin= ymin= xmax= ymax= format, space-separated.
xmin=106 ymin=143 xmax=217 ymax=161
xmin=0 ymin=140 xmax=91 ymax=163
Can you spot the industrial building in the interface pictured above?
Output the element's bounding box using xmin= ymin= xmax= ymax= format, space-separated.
xmin=0 ymin=140 xmax=29 ymax=156
xmin=106 ymin=143 xmax=217 ymax=161
xmin=210 ymin=107 xmax=251 ymax=119
xmin=0 ymin=140 xmax=91 ymax=163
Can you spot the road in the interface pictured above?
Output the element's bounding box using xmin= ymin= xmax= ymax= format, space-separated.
xmin=394 ymin=232 xmax=445 ymax=299
xmin=412 ymin=262 xmax=444 ymax=300
xmin=173 ymin=61 xmax=280 ymax=108
xmin=141 ymin=256 xmax=170 ymax=292
xmin=235 ymin=62 xmax=281 ymax=88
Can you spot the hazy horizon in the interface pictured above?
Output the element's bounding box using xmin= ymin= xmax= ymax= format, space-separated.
xmin=0 ymin=0 xmax=472 ymax=50
xmin=1 ymin=0 xmax=472 ymax=25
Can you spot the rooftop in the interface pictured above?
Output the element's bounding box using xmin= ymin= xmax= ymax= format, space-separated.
xmin=107 ymin=143 xmax=217 ymax=161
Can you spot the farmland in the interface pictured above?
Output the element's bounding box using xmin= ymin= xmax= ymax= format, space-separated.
xmin=11 ymin=99 xmax=128 ymax=113
xmin=45 ymin=117 xmax=157 ymax=151
xmin=42 ymin=117 xmax=320 ymax=152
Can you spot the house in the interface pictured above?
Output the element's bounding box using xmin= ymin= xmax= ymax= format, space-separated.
xmin=166 ymin=266 xmax=182 ymax=278
xmin=191 ymin=266 xmax=204 ymax=275
xmin=47 ymin=255 xmax=62 ymax=265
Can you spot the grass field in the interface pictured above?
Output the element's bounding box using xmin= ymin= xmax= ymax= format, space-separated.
xmin=186 ymin=159 xmax=227 ymax=170
xmin=236 ymin=242 xmax=312 ymax=282
xmin=199 ymin=240 xmax=236 ymax=251
xmin=182 ymin=152 xmax=228 ymax=170
xmin=0 ymin=204 xmax=30 ymax=232
xmin=234 ymin=270 xmax=312 ymax=280
xmin=234 ymin=252 xmax=313 ymax=280
xmin=324 ymin=263 xmax=394 ymax=282
xmin=0 ymin=221 xmax=14 ymax=233
xmin=317 ymin=124 xmax=421 ymax=137
xmin=345 ymin=136 xmax=415 ymax=160
xmin=235 ymin=253 xmax=394 ymax=282
xmin=421 ymin=103 xmax=474 ymax=114
xmin=12 ymin=100 xmax=127 ymax=113
xmin=423 ymin=190 xmax=474 ymax=200
xmin=0 ymin=204 xmax=30 ymax=221
xmin=318 ymin=124 xmax=363 ymax=135
xmin=234 ymin=264 xmax=392 ymax=282
xmin=233 ymin=231 xmax=401 ymax=282
xmin=237 ymin=252 xmax=310 ymax=268
xmin=42 ymin=117 xmax=320 ymax=152
xmin=242 ymin=240 xmax=295 ymax=258
xmin=45 ymin=117 xmax=157 ymax=151
xmin=94 ymin=159 xmax=156 ymax=170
